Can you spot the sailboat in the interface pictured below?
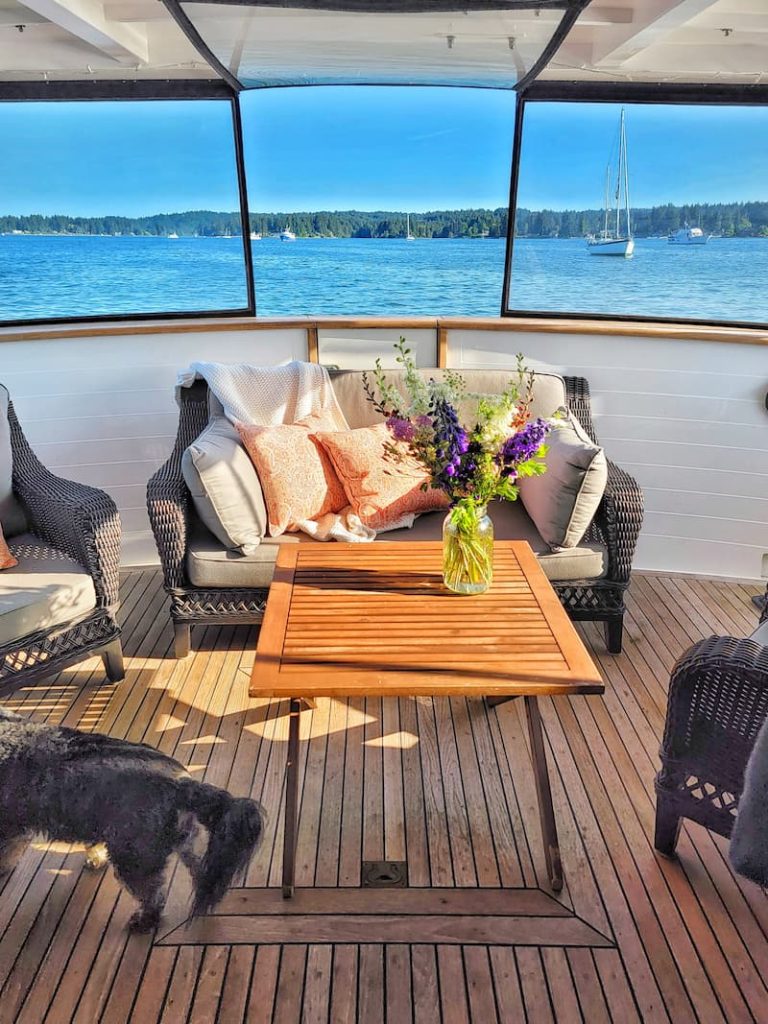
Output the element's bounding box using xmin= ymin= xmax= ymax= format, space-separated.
xmin=405 ymin=213 xmax=415 ymax=241
xmin=587 ymin=108 xmax=634 ymax=257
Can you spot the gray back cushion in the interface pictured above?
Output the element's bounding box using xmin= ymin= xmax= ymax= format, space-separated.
xmin=182 ymin=416 xmax=267 ymax=555
xmin=330 ymin=368 xmax=567 ymax=429
xmin=0 ymin=385 xmax=27 ymax=538
xmin=518 ymin=410 xmax=607 ymax=550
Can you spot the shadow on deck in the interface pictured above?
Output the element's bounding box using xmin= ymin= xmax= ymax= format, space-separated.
xmin=0 ymin=570 xmax=765 ymax=1023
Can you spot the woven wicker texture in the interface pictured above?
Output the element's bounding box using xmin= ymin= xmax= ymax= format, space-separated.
xmin=148 ymin=375 xmax=644 ymax=653
xmin=655 ymin=627 xmax=768 ymax=854
xmin=0 ymin=393 xmax=122 ymax=689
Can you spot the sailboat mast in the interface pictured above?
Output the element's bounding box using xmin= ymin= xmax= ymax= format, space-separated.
xmin=615 ymin=111 xmax=622 ymax=239
xmin=621 ymin=108 xmax=632 ymax=238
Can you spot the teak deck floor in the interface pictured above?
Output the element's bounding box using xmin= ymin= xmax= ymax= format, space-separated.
xmin=0 ymin=570 xmax=766 ymax=1023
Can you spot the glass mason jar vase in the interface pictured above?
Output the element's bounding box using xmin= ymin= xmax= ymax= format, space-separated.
xmin=442 ymin=502 xmax=494 ymax=595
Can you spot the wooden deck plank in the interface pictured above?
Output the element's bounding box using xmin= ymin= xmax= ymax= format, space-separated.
xmin=0 ymin=570 xmax=766 ymax=1023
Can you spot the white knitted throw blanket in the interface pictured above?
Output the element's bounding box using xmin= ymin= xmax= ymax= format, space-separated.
xmin=178 ymin=361 xmax=375 ymax=543
xmin=177 ymin=359 xmax=347 ymax=428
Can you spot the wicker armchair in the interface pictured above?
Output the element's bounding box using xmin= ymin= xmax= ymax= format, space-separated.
xmin=149 ymin=374 xmax=643 ymax=658
xmin=654 ymin=590 xmax=768 ymax=856
xmin=0 ymin=395 xmax=123 ymax=689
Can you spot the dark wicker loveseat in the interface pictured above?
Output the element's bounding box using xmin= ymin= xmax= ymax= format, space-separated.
xmin=0 ymin=388 xmax=123 ymax=690
xmin=654 ymin=591 xmax=768 ymax=857
xmin=148 ymin=372 xmax=643 ymax=659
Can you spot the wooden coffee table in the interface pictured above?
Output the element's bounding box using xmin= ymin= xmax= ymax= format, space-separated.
xmin=250 ymin=540 xmax=603 ymax=897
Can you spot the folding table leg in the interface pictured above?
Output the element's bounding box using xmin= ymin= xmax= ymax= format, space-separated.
xmin=524 ymin=696 xmax=563 ymax=892
xmin=282 ymin=697 xmax=302 ymax=899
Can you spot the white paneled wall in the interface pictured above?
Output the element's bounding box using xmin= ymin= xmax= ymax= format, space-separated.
xmin=448 ymin=329 xmax=768 ymax=581
xmin=1 ymin=327 xmax=307 ymax=565
xmin=1 ymin=321 xmax=765 ymax=579
xmin=317 ymin=327 xmax=437 ymax=368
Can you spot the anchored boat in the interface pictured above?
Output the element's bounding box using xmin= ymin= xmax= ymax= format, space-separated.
xmin=587 ymin=108 xmax=634 ymax=257
xmin=669 ymin=224 xmax=711 ymax=245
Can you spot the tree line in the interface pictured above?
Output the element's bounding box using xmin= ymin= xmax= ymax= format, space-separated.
xmin=1 ymin=202 xmax=766 ymax=238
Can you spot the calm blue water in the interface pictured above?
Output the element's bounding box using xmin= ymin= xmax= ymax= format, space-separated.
xmin=1 ymin=234 xmax=766 ymax=323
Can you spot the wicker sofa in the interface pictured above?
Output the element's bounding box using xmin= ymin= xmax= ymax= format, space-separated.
xmin=654 ymin=591 xmax=768 ymax=857
xmin=148 ymin=368 xmax=643 ymax=658
xmin=0 ymin=385 xmax=123 ymax=690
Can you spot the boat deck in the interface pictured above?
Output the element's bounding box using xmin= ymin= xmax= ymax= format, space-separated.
xmin=0 ymin=570 xmax=766 ymax=1023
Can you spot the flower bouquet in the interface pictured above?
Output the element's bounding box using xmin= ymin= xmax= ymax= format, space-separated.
xmin=363 ymin=339 xmax=552 ymax=594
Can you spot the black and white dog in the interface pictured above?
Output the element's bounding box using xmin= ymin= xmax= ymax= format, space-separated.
xmin=0 ymin=708 xmax=264 ymax=931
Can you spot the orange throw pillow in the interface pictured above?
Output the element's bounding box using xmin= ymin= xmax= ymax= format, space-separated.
xmin=0 ymin=524 xmax=17 ymax=571
xmin=236 ymin=413 xmax=347 ymax=537
xmin=315 ymin=423 xmax=449 ymax=532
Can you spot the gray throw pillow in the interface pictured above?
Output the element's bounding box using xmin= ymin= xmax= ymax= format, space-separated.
xmin=182 ymin=417 xmax=267 ymax=556
xmin=518 ymin=409 xmax=607 ymax=550
xmin=0 ymin=385 xmax=28 ymax=538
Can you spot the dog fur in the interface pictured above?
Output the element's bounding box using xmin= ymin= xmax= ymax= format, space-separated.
xmin=730 ymin=715 xmax=768 ymax=887
xmin=0 ymin=708 xmax=264 ymax=931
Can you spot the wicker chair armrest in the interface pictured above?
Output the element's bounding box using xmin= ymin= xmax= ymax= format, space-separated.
xmin=147 ymin=455 xmax=190 ymax=593
xmin=659 ymin=635 xmax=768 ymax=779
xmin=9 ymin=411 xmax=121 ymax=610
xmin=562 ymin=376 xmax=643 ymax=584
xmin=594 ymin=459 xmax=644 ymax=584
xmin=8 ymin=399 xmax=120 ymax=606
xmin=147 ymin=380 xmax=210 ymax=595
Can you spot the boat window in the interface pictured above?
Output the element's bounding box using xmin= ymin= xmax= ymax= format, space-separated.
xmin=0 ymin=100 xmax=250 ymax=325
xmin=504 ymin=101 xmax=768 ymax=326
xmin=240 ymin=86 xmax=515 ymax=316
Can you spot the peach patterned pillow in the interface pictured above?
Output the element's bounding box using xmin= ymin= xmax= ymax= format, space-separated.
xmin=0 ymin=524 xmax=17 ymax=570
xmin=236 ymin=413 xmax=347 ymax=537
xmin=315 ymin=423 xmax=449 ymax=532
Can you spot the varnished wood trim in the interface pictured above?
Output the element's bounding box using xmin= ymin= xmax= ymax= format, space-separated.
xmin=0 ymin=316 xmax=316 ymax=343
xmin=2 ymin=313 xmax=766 ymax=347
xmin=306 ymin=325 xmax=319 ymax=363
xmin=437 ymin=325 xmax=448 ymax=367
xmin=439 ymin=316 xmax=768 ymax=345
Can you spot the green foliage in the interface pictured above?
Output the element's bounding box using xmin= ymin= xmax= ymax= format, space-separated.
xmin=367 ymin=339 xmax=550 ymax=515
xmin=3 ymin=201 xmax=765 ymax=239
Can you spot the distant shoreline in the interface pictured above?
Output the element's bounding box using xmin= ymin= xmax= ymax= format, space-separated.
xmin=2 ymin=232 xmax=767 ymax=241
xmin=2 ymin=201 xmax=766 ymax=240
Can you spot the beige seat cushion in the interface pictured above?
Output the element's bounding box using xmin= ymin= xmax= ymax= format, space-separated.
xmin=186 ymin=499 xmax=607 ymax=589
xmin=182 ymin=416 xmax=267 ymax=555
xmin=519 ymin=410 xmax=607 ymax=549
xmin=0 ymin=534 xmax=97 ymax=647
xmin=329 ymin=368 xmax=567 ymax=429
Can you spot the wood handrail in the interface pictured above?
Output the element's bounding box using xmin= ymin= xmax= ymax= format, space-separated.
xmin=0 ymin=314 xmax=766 ymax=347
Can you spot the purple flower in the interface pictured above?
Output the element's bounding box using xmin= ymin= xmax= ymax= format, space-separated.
xmin=386 ymin=415 xmax=415 ymax=442
xmin=501 ymin=418 xmax=551 ymax=468
xmin=430 ymin=397 xmax=470 ymax=491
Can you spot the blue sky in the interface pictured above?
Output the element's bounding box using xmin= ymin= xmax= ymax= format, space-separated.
xmin=0 ymin=89 xmax=765 ymax=216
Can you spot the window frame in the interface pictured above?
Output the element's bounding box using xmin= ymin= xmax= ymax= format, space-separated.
xmin=501 ymin=81 xmax=768 ymax=330
xmin=0 ymin=80 xmax=256 ymax=328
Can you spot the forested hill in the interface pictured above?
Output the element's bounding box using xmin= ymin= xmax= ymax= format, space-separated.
xmin=2 ymin=202 xmax=767 ymax=238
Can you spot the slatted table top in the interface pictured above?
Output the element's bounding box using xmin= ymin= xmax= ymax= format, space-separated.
xmin=250 ymin=541 xmax=603 ymax=698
